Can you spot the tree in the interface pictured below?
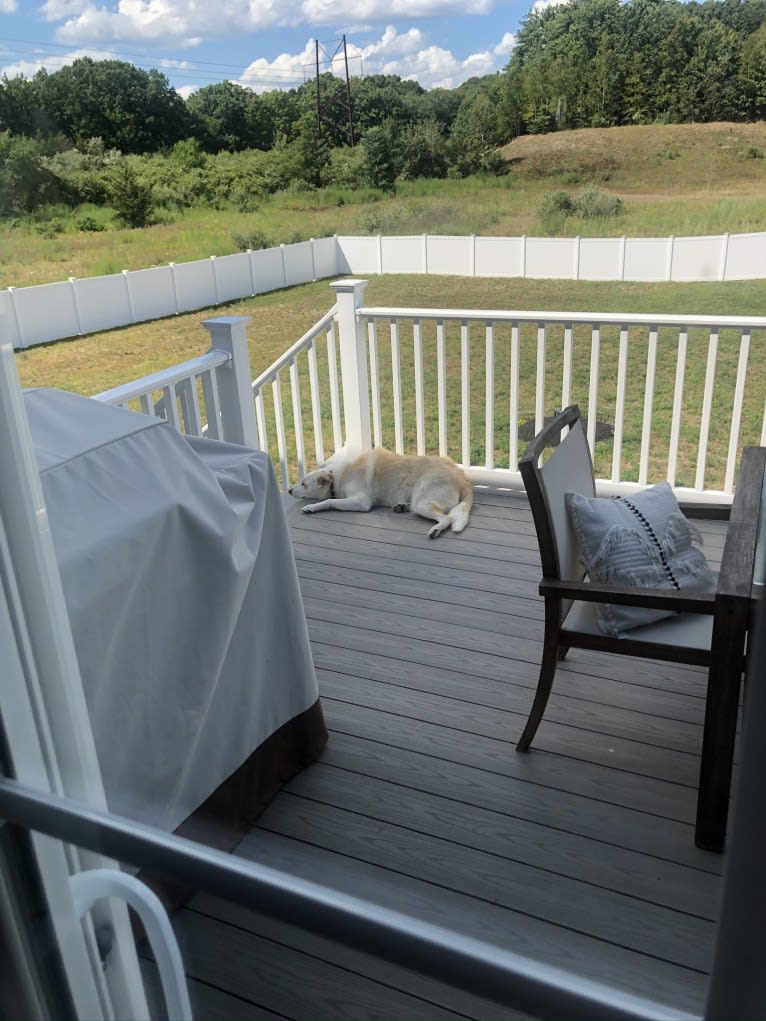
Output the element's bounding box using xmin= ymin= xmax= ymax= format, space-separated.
xmin=0 ymin=131 xmax=64 ymax=216
xmin=399 ymin=120 xmax=448 ymax=180
xmin=739 ymin=24 xmax=766 ymax=118
xmin=360 ymin=122 xmax=398 ymax=191
xmin=186 ymin=81 xmax=272 ymax=152
xmin=109 ymin=160 xmax=154 ymax=227
xmin=36 ymin=59 xmax=188 ymax=153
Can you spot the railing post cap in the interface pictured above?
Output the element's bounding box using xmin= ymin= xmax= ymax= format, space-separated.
xmin=201 ymin=316 xmax=251 ymax=326
xmin=330 ymin=278 xmax=369 ymax=293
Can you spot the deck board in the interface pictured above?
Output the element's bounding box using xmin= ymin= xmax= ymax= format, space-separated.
xmin=151 ymin=488 xmax=729 ymax=1019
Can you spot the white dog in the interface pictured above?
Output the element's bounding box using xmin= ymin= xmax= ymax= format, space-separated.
xmin=289 ymin=446 xmax=474 ymax=538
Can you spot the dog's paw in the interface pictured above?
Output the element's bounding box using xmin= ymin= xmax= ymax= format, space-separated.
xmin=302 ymin=505 xmax=316 ymax=514
xmin=392 ymin=503 xmax=409 ymax=513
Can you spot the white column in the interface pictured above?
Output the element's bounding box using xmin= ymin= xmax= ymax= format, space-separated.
xmin=330 ymin=279 xmax=372 ymax=450
xmin=201 ymin=316 xmax=259 ymax=448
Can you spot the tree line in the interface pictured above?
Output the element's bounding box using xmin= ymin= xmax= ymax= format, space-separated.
xmin=502 ymin=0 xmax=766 ymax=133
xmin=1 ymin=0 xmax=764 ymax=225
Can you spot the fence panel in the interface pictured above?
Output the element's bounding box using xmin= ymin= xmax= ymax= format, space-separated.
xmin=426 ymin=235 xmax=473 ymax=276
xmin=724 ymin=232 xmax=766 ymax=280
xmin=525 ymin=237 xmax=576 ymax=279
xmin=127 ymin=266 xmax=177 ymax=321
xmin=213 ymin=252 xmax=255 ymax=302
xmin=173 ymin=260 xmax=218 ymax=313
xmin=74 ymin=275 xmax=133 ymax=335
xmin=670 ymin=236 xmax=723 ymax=282
xmin=335 ymin=236 xmax=377 ymax=274
xmin=283 ymin=241 xmax=316 ymax=286
xmin=313 ymin=237 xmax=341 ymax=279
xmin=623 ymin=238 xmax=671 ymax=281
xmin=578 ymin=238 xmax=625 ymax=280
xmin=249 ymin=246 xmax=287 ymax=293
xmin=380 ymin=236 xmax=424 ymax=274
xmin=474 ymin=237 xmax=525 ymax=278
xmin=8 ymin=281 xmax=80 ymax=348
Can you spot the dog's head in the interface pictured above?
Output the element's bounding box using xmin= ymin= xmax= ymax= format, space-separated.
xmin=288 ymin=468 xmax=335 ymax=500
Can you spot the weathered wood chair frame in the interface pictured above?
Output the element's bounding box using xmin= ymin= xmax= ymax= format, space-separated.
xmin=517 ymin=404 xmax=764 ymax=852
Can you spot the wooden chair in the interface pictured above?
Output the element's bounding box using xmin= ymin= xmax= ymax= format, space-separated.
xmin=516 ymin=404 xmax=764 ymax=851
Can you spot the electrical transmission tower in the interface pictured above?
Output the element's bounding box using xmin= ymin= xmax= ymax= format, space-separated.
xmin=307 ymin=35 xmax=361 ymax=146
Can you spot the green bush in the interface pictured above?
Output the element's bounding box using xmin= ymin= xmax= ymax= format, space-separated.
xmin=744 ymin=145 xmax=764 ymax=159
xmin=231 ymin=227 xmax=272 ymax=251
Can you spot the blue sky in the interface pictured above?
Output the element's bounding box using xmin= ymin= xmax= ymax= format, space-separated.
xmin=0 ymin=0 xmax=550 ymax=98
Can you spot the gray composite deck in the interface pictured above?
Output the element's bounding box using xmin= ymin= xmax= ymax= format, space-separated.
xmin=143 ymin=485 xmax=730 ymax=1020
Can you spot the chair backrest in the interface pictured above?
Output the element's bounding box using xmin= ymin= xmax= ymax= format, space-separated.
xmin=518 ymin=405 xmax=595 ymax=584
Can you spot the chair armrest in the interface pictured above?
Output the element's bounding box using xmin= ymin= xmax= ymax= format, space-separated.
xmin=716 ymin=445 xmax=766 ymax=602
xmin=540 ymin=577 xmax=716 ymax=614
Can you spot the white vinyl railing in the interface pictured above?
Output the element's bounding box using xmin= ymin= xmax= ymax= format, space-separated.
xmin=93 ymin=280 xmax=766 ymax=503
xmin=249 ymin=304 xmax=343 ymax=490
xmin=94 ymin=316 xmax=258 ymax=448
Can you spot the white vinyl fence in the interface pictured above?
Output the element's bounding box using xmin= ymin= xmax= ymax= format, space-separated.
xmin=4 ymin=231 xmax=766 ymax=351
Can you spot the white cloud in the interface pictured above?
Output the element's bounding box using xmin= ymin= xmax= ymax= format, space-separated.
xmin=236 ymin=24 xmax=514 ymax=93
xmin=48 ymin=0 xmax=499 ymax=47
xmin=531 ymin=0 xmax=569 ymax=12
xmin=0 ymin=0 xmax=18 ymax=12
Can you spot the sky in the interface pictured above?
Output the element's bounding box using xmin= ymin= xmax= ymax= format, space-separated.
xmin=0 ymin=0 xmax=550 ymax=99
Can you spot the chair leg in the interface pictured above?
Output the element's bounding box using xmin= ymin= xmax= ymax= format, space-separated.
xmin=517 ymin=626 xmax=560 ymax=752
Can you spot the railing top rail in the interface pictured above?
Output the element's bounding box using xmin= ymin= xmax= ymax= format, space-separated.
xmin=93 ymin=349 xmax=230 ymax=404
xmin=251 ymin=305 xmax=338 ymax=393
xmin=358 ymin=307 xmax=766 ymax=329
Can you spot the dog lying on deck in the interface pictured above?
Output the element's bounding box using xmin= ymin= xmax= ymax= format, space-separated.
xmin=288 ymin=446 xmax=474 ymax=538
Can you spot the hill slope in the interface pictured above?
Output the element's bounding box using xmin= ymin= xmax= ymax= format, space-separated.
xmin=501 ymin=122 xmax=766 ymax=194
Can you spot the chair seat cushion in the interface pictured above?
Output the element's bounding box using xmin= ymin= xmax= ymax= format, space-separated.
xmin=565 ymin=482 xmax=717 ymax=637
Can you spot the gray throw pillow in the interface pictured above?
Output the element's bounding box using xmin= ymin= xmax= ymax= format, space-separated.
xmin=565 ymin=481 xmax=717 ymax=637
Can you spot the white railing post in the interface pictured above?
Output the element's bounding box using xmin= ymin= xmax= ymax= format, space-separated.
xmin=330 ymin=279 xmax=372 ymax=450
xmin=201 ymin=316 xmax=259 ymax=448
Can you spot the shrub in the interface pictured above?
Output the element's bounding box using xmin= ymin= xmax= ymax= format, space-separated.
xmin=110 ymin=161 xmax=154 ymax=228
xmin=573 ymin=185 xmax=622 ymax=218
xmin=744 ymin=145 xmax=764 ymax=160
xmin=77 ymin=215 xmax=105 ymax=232
xmin=231 ymin=227 xmax=272 ymax=251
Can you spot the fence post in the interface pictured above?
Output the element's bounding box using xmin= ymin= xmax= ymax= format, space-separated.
xmin=330 ymin=279 xmax=372 ymax=451
xmin=201 ymin=316 xmax=259 ymax=448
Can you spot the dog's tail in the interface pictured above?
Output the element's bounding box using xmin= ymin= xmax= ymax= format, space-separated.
xmin=449 ymin=478 xmax=474 ymax=533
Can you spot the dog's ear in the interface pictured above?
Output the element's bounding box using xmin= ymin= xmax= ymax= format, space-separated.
xmin=317 ymin=470 xmax=334 ymax=486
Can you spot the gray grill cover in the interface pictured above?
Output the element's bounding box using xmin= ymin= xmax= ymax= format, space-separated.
xmin=25 ymin=388 xmax=318 ymax=831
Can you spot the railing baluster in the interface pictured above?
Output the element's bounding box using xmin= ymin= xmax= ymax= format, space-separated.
xmin=587 ymin=324 xmax=600 ymax=454
xmin=561 ymin=322 xmax=573 ymax=411
xmin=667 ymin=327 xmax=688 ymax=488
xmin=695 ymin=327 xmax=719 ymax=492
xmin=177 ymin=377 xmax=201 ymax=435
xmin=272 ymin=373 xmax=288 ymax=490
xmin=307 ymin=338 xmax=324 ymax=466
xmin=139 ymin=393 xmax=153 ymax=416
xmin=461 ymin=321 xmax=470 ymax=468
xmin=535 ymin=323 xmax=545 ymax=433
xmin=638 ymin=325 xmax=658 ymax=486
xmin=367 ymin=320 xmax=382 ymax=449
xmin=724 ymin=330 xmax=751 ymax=494
xmin=485 ymin=323 xmax=495 ymax=469
xmin=163 ymin=384 xmax=180 ymax=430
xmin=612 ymin=325 xmax=629 ymax=483
xmin=201 ymin=369 xmax=222 ymax=440
xmin=289 ymin=359 xmax=306 ymax=479
xmin=509 ymin=321 xmax=520 ymax=469
xmin=391 ymin=320 xmax=403 ymax=455
xmin=414 ymin=320 xmax=425 ymax=455
xmin=436 ymin=320 xmax=447 ymax=457
xmin=326 ymin=323 xmax=342 ymax=453
xmin=254 ymin=389 xmax=268 ymax=454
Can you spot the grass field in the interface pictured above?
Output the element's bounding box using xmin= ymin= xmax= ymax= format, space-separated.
xmin=8 ymin=122 xmax=766 ymax=489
